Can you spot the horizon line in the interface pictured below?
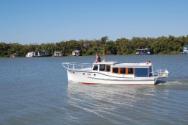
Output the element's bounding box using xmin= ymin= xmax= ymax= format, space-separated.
xmin=1 ymin=34 xmax=188 ymax=45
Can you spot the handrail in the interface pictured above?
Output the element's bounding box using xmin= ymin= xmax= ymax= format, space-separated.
xmin=154 ymin=69 xmax=169 ymax=78
xmin=62 ymin=62 xmax=92 ymax=70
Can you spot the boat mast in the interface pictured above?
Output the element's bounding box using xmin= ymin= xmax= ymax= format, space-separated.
xmin=101 ymin=36 xmax=108 ymax=61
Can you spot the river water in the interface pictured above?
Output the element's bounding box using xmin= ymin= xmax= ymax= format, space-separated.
xmin=0 ymin=55 xmax=188 ymax=125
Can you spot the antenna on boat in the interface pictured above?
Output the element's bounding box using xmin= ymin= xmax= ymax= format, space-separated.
xmin=101 ymin=36 xmax=108 ymax=62
xmin=103 ymin=46 xmax=106 ymax=62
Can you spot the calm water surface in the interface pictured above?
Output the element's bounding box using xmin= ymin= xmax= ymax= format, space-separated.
xmin=0 ymin=55 xmax=188 ymax=125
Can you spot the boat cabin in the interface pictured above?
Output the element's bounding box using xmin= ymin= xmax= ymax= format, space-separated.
xmin=92 ymin=61 xmax=153 ymax=77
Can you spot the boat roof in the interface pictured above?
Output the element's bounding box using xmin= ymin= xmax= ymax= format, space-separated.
xmin=93 ymin=61 xmax=152 ymax=67
xmin=113 ymin=62 xmax=152 ymax=68
xmin=93 ymin=61 xmax=117 ymax=65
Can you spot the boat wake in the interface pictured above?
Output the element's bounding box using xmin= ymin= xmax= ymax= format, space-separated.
xmin=158 ymin=79 xmax=188 ymax=85
xmin=66 ymin=79 xmax=188 ymax=125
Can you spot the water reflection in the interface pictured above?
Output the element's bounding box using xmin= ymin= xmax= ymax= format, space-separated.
xmin=67 ymin=82 xmax=161 ymax=124
xmin=68 ymin=82 xmax=157 ymax=107
xmin=66 ymin=82 xmax=188 ymax=125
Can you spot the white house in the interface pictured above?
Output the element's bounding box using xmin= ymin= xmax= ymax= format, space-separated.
xmin=25 ymin=51 xmax=50 ymax=57
xmin=136 ymin=48 xmax=151 ymax=55
xmin=25 ymin=51 xmax=35 ymax=57
xmin=183 ymin=45 xmax=188 ymax=54
xmin=53 ymin=51 xmax=63 ymax=57
xmin=72 ymin=50 xmax=81 ymax=56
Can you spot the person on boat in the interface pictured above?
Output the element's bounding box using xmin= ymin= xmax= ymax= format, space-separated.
xmin=95 ymin=53 xmax=101 ymax=63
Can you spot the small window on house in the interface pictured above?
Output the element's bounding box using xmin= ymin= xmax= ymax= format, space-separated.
xmin=93 ymin=65 xmax=98 ymax=71
xmin=112 ymin=67 xmax=118 ymax=73
xmin=120 ymin=68 xmax=126 ymax=74
xmin=99 ymin=64 xmax=105 ymax=71
xmin=106 ymin=65 xmax=111 ymax=72
xmin=128 ymin=68 xmax=134 ymax=74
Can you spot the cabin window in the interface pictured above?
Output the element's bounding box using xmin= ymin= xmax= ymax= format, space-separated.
xmin=135 ymin=68 xmax=149 ymax=77
xmin=112 ymin=67 xmax=118 ymax=73
xmin=128 ymin=68 xmax=134 ymax=74
xmin=149 ymin=66 xmax=152 ymax=76
xmin=120 ymin=68 xmax=126 ymax=74
xmin=106 ymin=65 xmax=111 ymax=72
xmin=99 ymin=64 xmax=105 ymax=71
xmin=93 ymin=65 xmax=98 ymax=71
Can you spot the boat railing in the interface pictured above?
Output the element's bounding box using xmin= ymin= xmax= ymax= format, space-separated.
xmin=154 ymin=69 xmax=169 ymax=78
xmin=62 ymin=62 xmax=92 ymax=70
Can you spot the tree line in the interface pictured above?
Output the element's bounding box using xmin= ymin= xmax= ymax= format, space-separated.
xmin=0 ymin=35 xmax=188 ymax=57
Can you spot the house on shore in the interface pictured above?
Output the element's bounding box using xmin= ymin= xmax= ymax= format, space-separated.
xmin=136 ymin=48 xmax=151 ymax=55
xmin=25 ymin=52 xmax=35 ymax=57
xmin=72 ymin=50 xmax=81 ymax=56
xmin=182 ymin=45 xmax=188 ymax=54
xmin=25 ymin=51 xmax=50 ymax=57
xmin=10 ymin=53 xmax=17 ymax=58
xmin=53 ymin=51 xmax=63 ymax=57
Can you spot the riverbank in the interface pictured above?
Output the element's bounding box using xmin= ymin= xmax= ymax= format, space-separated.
xmin=1 ymin=35 xmax=188 ymax=57
xmin=1 ymin=52 xmax=188 ymax=58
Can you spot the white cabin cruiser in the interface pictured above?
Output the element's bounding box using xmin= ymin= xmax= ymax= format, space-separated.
xmin=62 ymin=61 xmax=169 ymax=85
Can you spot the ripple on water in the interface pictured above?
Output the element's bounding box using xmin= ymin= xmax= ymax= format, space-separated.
xmin=67 ymin=81 xmax=188 ymax=125
xmin=1 ymin=56 xmax=188 ymax=125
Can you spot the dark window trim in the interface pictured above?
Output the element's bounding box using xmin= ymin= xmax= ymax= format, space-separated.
xmin=93 ymin=65 xmax=98 ymax=71
xmin=99 ymin=64 xmax=105 ymax=71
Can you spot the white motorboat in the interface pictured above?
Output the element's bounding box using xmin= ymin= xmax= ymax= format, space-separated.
xmin=62 ymin=60 xmax=169 ymax=85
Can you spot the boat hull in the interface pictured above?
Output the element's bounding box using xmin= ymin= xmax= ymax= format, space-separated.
xmin=67 ymin=70 xmax=157 ymax=85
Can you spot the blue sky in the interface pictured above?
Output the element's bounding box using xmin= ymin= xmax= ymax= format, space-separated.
xmin=0 ymin=0 xmax=188 ymax=44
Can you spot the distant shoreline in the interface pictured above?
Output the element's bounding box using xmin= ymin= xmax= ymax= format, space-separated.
xmin=1 ymin=35 xmax=188 ymax=57
xmin=1 ymin=54 xmax=187 ymax=59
